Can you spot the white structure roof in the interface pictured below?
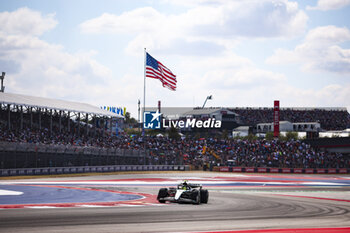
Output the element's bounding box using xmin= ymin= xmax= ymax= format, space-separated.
xmin=145 ymin=107 xmax=239 ymax=119
xmin=184 ymin=108 xmax=238 ymax=116
xmin=0 ymin=92 xmax=122 ymax=118
xmin=234 ymin=126 xmax=250 ymax=131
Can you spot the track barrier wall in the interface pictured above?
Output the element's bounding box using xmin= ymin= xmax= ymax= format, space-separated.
xmin=218 ymin=166 xmax=350 ymax=174
xmin=0 ymin=165 xmax=190 ymax=177
xmin=0 ymin=141 xmax=184 ymax=169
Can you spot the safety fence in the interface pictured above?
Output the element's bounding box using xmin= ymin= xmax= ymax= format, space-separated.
xmin=0 ymin=165 xmax=189 ymax=177
xmin=218 ymin=166 xmax=349 ymax=174
xmin=0 ymin=141 xmax=182 ymax=169
xmin=0 ymin=141 xmax=145 ymax=157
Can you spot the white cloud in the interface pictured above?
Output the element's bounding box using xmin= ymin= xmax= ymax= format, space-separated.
xmin=165 ymin=62 xmax=350 ymax=111
xmin=275 ymin=84 xmax=350 ymax=110
xmin=0 ymin=32 xmax=111 ymax=102
xmin=2 ymin=5 xmax=348 ymax=119
xmin=80 ymin=7 xmax=165 ymax=35
xmin=80 ymin=0 xmax=307 ymax=56
xmin=266 ymin=26 xmax=350 ymax=74
xmin=307 ymin=0 xmax=350 ymax=11
xmin=188 ymin=0 xmax=307 ymax=38
xmin=0 ymin=8 xmax=136 ymax=107
xmin=0 ymin=7 xmax=57 ymax=36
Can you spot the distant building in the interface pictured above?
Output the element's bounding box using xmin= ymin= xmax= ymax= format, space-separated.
xmin=255 ymin=121 xmax=321 ymax=133
xmin=232 ymin=126 xmax=250 ymax=137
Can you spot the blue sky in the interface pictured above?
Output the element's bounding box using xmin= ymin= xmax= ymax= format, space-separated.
xmin=0 ymin=0 xmax=349 ymax=117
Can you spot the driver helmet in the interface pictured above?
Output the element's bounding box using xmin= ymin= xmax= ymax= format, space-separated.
xmin=182 ymin=180 xmax=188 ymax=189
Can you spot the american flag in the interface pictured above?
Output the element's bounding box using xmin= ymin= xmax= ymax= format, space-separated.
xmin=145 ymin=52 xmax=177 ymax=91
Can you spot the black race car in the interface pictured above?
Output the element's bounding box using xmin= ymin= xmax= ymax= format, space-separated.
xmin=157 ymin=181 xmax=209 ymax=204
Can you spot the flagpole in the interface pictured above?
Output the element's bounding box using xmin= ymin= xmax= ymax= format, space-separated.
xmin=142 ymin=48 xmax=146 ymax=136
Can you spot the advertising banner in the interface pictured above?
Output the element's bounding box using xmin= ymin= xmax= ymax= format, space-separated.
xmin=270 ymin=168 xmax=279 ymax=173
xmin=305 ymin=168 xmax=314 ymax=174
xmin=339 ymin=168 xmax=348 ymax=174
xmin=317 ymin=169 xmax=326 ymax=174
xmin=328 ymin=168 xmax=336 ymax=174
xmin=220 ymin=167 xmax=229 ymax=172
xmin=245 ymin=167 xmax=255 ymax=172
xmin=273 ymin=100 xmax=280 ymax=137
xmin=294 ymin=168 xmax=303 ymax=173
xmin=232 ymin=167 xmax=242 ymax=172
xmin=19 ymin=170 xmax=26 ymax=175
xmin=10 ymin=170 xmax=17 ymax=176
xmin=26 ymin=169 xmax=33 ymax=175
xmin=258 ymin=168 xmax=267 ymax=173
xmin=282 ymin=168 xmax=291 ymax=173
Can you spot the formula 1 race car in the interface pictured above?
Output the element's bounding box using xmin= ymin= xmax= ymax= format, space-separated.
xmin=157 ymin=180 xmax=209 ymax=204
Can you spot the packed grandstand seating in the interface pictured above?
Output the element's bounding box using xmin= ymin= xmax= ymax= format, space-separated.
xmin=0 ymin=115 xmax=349 ymax=169
xmin=230 ymin=107 xmax=350 ymax=131
xmin=1 ymin=106 xmax=349 ymax=169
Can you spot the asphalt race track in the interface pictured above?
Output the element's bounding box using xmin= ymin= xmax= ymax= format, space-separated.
xmin=1 ymin=172 xmax=350 ymax=233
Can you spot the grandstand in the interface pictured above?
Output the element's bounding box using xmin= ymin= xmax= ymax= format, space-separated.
xmin=229 ymin=107 xmax=350 ymax=131
xmin=0 ymin=92 xmax=130 ymax=169
xmin=0 ymin=92 xmax=122 ymax=134
xmin=0 ymin=93 xmax=349 ymax=173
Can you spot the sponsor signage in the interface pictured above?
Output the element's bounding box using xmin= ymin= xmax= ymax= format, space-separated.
xmin=317 ymin=169 xmax=326 ymax=174
xmin=101 ymin=106 xmax=126 ymax=117
xmin=245 ymin=167 xmax=255 ymax=172
xmin=294 ymin=168 xmax=303 ymax=173
xmin=305 ymin=168 xmax=314 ymax=174
xmin=232 ymin=167 xmax=242 ymax=172
xmin=328 ymin=169 xmax=336 ymax=174
xmin=273 ymin=100 xmax=280 ymax=137
xmin=282 ymin=168 xmax=291 ymax=173
xmin=270 ymin=168 xmax=279 ymax=173
xmin=339 ymin=168 xmax=348 ymax=174
xmin=258 ymin=168 xmax=267 ymax=173
xmin=220 ymin=167 xmax=229 ymax=172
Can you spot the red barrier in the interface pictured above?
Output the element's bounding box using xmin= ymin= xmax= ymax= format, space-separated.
xmin=294 ymin=168 xmax=303 ymax=173
xmin=245 ymin=167 xmax=255 ymax=172
xmin=339 ymin=168 xmax=348 ymax=174
xmin=218 ymin=167 xmax=349 ymax=174
xmin=305 ymin=169 xmax=314 ymax=174
xmin=270 ymin=168 xmax=279 ymax=173
xmin=328 ymin=169 xmax=337 ymax=174
xmin=282 ymin=168 xmax=291 ymax=173
xmin=219 ymin=167 xmax=229 ymax=172
xmin=317 ymin=169 xmax=326 ymax=174
xmin=258 ymin=168 xmax=267 ymax=173
xmin=232 ymin=167 xmax=242 ymax=172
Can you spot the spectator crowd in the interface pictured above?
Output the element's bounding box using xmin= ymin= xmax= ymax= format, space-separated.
xmin=1 ymin=125 xmax=349 ymax=169
xmin=231 ymin=107 xmax=350 ymax=130
xmin=1 ymin=106 xmax=349 ymax=169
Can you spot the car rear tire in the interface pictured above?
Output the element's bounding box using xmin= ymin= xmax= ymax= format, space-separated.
xmin=157 ymin=188 xmax=168 ymax=203
xmin=200 ymin=189 xmax=209 ymax=203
